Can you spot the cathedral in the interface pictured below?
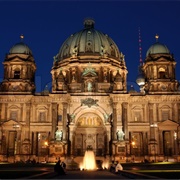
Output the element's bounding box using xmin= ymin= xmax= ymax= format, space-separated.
xmin=0 ymin=18 xmax=180 ymax=164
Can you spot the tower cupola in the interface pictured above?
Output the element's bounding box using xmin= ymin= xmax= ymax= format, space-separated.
xmin=0 ymin=35 xmax=36 ymax=94
xmin=142 ymin=35 xmax=178 ymax=94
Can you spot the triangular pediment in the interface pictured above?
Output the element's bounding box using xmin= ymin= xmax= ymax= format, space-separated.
xmin=158 ymin=119 xmax=179 ymax=131
xmin=82 ymin=71 xmax=97 ymax=77
xmin=82 ymin=62 xmax=97 ymax=77
xmin=9 ymin=58 xmax=25 ymax=63
xmin=1 ymin=120 xmax=21 ymax=130
xmin=6 ymin=55 xmax=29 ymax=62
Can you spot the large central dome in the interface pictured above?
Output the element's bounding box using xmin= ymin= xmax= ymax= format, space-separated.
xmin=51 ymin=19 xmax=128 ymax=94
xmin=56 ymin=18 xmax=121 ymax=62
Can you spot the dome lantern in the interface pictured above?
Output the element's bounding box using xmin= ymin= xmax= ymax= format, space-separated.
xmin=84 ymin=18 xmax=95 ymax=29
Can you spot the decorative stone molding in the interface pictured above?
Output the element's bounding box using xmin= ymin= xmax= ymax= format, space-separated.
xmin=81 ymin=98 xmax=98 ymax=108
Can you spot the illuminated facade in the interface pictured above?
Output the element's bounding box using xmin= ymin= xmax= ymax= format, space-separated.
xmin=0 ymin=19 xmax=180 ymax=163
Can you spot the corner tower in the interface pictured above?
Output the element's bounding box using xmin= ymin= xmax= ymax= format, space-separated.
xmin=142 ymin=35 xmax=178 ymax=94
xmin=0 ymin=35 xmax=36 ymax=94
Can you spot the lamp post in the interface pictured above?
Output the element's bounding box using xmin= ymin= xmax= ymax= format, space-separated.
xmin=44 ymin=141 xmax=49 ymax=163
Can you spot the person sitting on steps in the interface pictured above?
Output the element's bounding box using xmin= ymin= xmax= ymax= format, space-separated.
xmin=54 ymin=160 xmax=66 ymax=175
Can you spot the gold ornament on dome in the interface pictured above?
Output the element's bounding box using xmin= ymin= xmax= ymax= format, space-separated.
xmin=155 ymin=34 xmax=159 ymax=42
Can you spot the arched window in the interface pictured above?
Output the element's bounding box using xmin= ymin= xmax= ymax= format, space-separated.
xmin=39 ymin=112 xmax=46 ymax=122
xmin=158 ymin=67 xmax=166 ymax=79
xmin=14 ymin=69 xmax=20 ymax=79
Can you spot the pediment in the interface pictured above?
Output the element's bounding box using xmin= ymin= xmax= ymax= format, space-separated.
xmin=9 ymin=58 xmax=25 ymax=63
xmin=82 ymin=71 xmax=97 ymax=77
xmin=1 ymin=120 xmax=21 ymax=130
xmin=82 ymin=62 xmax=97 ymax=77
xmin=156 ymin=58 xmax=168 ymax=62
xmin=158 ymin=119 xmax=179 ymax=131
xmin=6 ymin=55 xmax=28 ymax=62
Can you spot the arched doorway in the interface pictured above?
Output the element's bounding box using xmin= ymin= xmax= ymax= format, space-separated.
xmin=72 ymin=113 xmax=107 ymax=156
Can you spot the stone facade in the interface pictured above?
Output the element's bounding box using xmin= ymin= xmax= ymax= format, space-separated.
xmin=0 ymin=19 xmax=180 ymax=163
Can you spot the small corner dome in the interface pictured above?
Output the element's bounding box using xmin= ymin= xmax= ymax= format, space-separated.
xmin=9 ymin=42 xmax=33 ymax=55
xmin=146 ymin=42 xmax=170 ymax=57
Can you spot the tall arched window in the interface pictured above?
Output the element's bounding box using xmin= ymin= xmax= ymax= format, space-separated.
xmin=14 ymin=69 xmax=20 ymax=79
xmin=158 ymin=67 xmax=166 ymax=79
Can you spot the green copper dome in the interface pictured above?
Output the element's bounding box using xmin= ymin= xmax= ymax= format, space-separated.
xmin=56 ymin=19 xmax=121 ymax=61
xmin=146 ymin=42 xmax=170 ymax=57
xmin=9 ymin=42 xmax=32 ymax=55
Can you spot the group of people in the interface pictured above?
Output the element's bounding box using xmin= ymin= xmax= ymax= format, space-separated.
xmin=54 ymin=160 xmax=67 ymax=175
xmin=110 ymin=161 xmax=123 ymax=173
xmin=54 ymin=159 xmax=123 ymax=175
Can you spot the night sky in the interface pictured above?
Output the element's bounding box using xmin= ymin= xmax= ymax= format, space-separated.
xmin=0 ymin=1 xmax=179 ymax=92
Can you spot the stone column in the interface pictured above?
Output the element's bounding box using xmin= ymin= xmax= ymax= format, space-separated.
xmin=52 ymin=103 xmax=57 ymax=140
xmin=149 ymin=103 xmax=155 ymax=140
xmin=47 ymin=104 xmax=50 ymax=122
xmin=32 ymin=104 xmax=37 ymax=123
xmin=106 ymin=124 xmax=111 ymax=155
xmin=32 ymin=132 xmax=37 ymax=155
xmin=112 ymin=102 xmax=118 ymax=140
xmin=170 ymin=130 xmax=175 ymax=155
xmin=26 ymin=103 xmax=31 ymax=125
xmin=173 ymin=103 xmax=178 ymax=122
xmin=62 ymin=102 xmax=68 ymax=141
xmin=21 ymin=104 xmax=23 ymax=121
xmin=16 ymin=130 xmax=21 ymax=154
xmin=0 ymin=129 xmax=2 ymax=154
xmin=82 ymin=134 xmax=84 ymax=154
xmin=159 ymin=130 xmax=163 ymax=155
xmin=122 ymin=102 xmax=128 ymax=140
xmin=96 ymin=133 xmax=98 ymax=153
xmin=69 ymin=124 xmax=74 ymax=156
xmin=174 ymin=131 xmax=178 ymax=156
xmin=155 ymin=103 xmax=158 ymax=122
xmin=154 ymin=66 xmax=157 ymax=79
xmin=5 ymin=104 xmax=7 ymax=120
xmin=0 ymin=103 xmax=2 ymax=121
xmin=142 ymin=132 xmax=148 ymax=155
xmin=144 ymin=103 xmax=147 ymax=123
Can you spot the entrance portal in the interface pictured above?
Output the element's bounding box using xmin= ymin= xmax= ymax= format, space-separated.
xmin=73 ymin=113 xmax=107 ymax=156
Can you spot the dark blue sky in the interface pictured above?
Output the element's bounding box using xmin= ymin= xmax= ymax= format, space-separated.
xmin=0 ymin=1 xmax=179 ymax=92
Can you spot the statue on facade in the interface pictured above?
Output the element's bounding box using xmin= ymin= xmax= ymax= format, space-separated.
xmin=116 ymin=129 xmax=125 ymax=141
xmin=72 ymin=45 xmax=78 ymax=56
xmin=55 ymin=129 xmax=63 ymax=141
xmin=53 ymin=54 xmax=58 ymax=62
xmin=103 ymin=113 xmax=109 ymax=123
xmin=87 ymin=82 xmax=92 ymax=92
